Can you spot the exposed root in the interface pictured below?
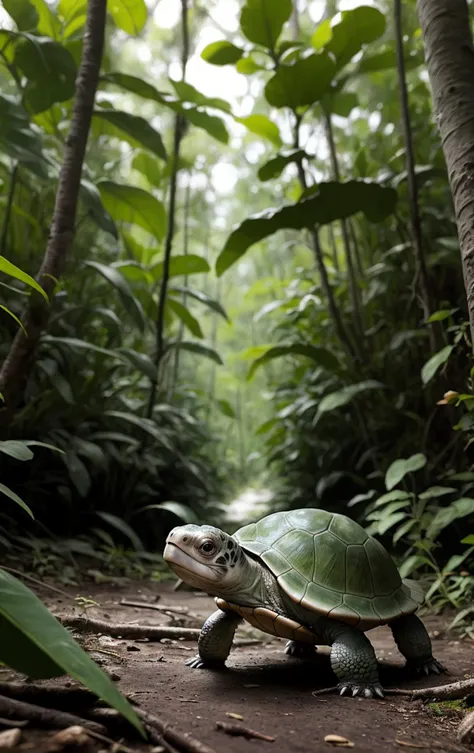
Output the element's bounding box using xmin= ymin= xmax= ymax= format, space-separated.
xmin=0 ymin=694 xmax=106 ymax=734
xmin=216 ymin=721 xmax=275 ymax=742
xmin=61 ymin=616 xmax=201 ymax=641
xmin=312 ymin=678 xmax=474 ymax=701
xmin=0 ymin=682 xmax=101 ymax=709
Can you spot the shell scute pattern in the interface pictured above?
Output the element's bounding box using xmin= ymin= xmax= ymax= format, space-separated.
xmin=233 ymin=509 xmax=423 ymax=627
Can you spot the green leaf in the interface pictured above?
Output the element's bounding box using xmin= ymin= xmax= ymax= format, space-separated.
xmin=393 ymin=518 xmax=417 ymax=544
xmin=427 ymin=498 xmax=474 ymax=541
xmin=117 ymin=348 xmax=157 ymax=381
xmin=96 ymin=512 xmax=144 ymax=551
xmin=235 ymin=115 xmax=282 ymax=147
xmin=97 ymin=181 xmax=167 ymax=241
xmin=180 ymin=107 xmax=229 ymax=144
xmin=317 ymin=380 xmax=384 ymax=416
xmin=385 ymin=453 xmax=427 ymax=491
xmin=0 ymin=255 xmax=48 ymax=300
xmin=2 ymin=0 xmax=39 ymax=30
xmin=462 ymin=535 xmax=474 ymax=544
xmin=132 ymin=151 xmax=163 ymax=186
xmin=418 ymin=486 xmax=457 ymax=500
xmin=247 ymin=344 xmax=339 ymax=381
xmin=421 ymin=345 xmax=453 ymax=385
xmin=399 ymin=554 xmax=430 ymax=578
xmin=93 ymin=110 xmax=166 ymax=161
xmin=322 ymin=91 xmax=358 ymax=117
xmin=236 ymin=56 xmax=264 ymax=74
xmin=311 ymin=19 xmax=333 ymax=50
xmin=170 ymin=80 xmax=231 ymax=113
xmin=108 ymin=0 xmax=147 ymax=35
xmin=258 ymin=149 xmax=307 ymax=182
xmin=317 ymin=6 xmax=386 ymax=70
xmin=101 ymin=72 xmax=167 ymax=104
xmin=79 ymin=180 xmax=118 ymax=239
xmin=28 ymin=0 xmax=61 ymax=37
xmin=0 ymin=441 xmax=34 ymax=461
xmin=0 ymin=305 xmax=26 ymax=334
xmin=84 ymin=261 xmax=146 ymax=332
xmin=216 ymin=399 xmax=236 ymax=418
xmin=240 ymin=0 xmax=292 ymax=49
xmin=0 ymin=95 xmax=49 ymax=178
xmin=201 ymin=40 xmax=244 ymax=66
xmin=264 ymin=53 xmax=336 ymax=109
xmin=104 ymin=411 xmax=174 ymax=450
xmin=216 ymin=181 xmax=397 ymax=276
xmin=372 ymin=511 xmax=408 ymax=536
xmin=153 ymin=255 xmax=210 ymax=278
xmin=15 ymin=36 xmax=77 ymax=113
xmin=0 ymin=483 xmax=34 ymax=518
xmin=374 ymin=490 xmax=413 ymax=507
xmin=42 ymin=335 xmax=120 ymax=361
xmin=427 ymin=308 xmax=458 ymax=323
xmin=58 ymin=0 xmax=87 ymax=37
xmin=135 ymin=501 xmax=198 ymax=524
xmin=168 ymin=286 xmax=229 ymax=321
xmin=167 ymin=298 xmax=204 ymax=339
xmin=65 ymin=451 xmax=91 ymax=498
xmin=0 ymin=569 xmax=144 ymax=735
xmin=168 ymin=341 xmax=223 ymax=365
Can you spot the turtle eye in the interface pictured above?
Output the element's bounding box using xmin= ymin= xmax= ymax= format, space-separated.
xmin=200 ymin=540 xmax=216 ymax=556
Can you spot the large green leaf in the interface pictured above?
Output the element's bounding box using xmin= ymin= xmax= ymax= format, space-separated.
xmin=421 ymin=345 xmax=453 ymax=385
xmin=316 ymin=380 xmax=384 ymax=417
xmin=0 ymin=483 xmax=34 ymax=518
xmin=15 ymin=36 xmax=77 ymax=113
xmin=264 ymin=53 xmax=336 ymax=109
xmin=167 ymin=298 xmax=204 ymax=339
xmin=28 ymin=0 xmax=61 ymax=37
xmin=247 ymin=344 xmax=340 ymax=380
xmin=168 ymin=341 xmax=223 ymax=365
xmin=117 ymin=348 xmax=157 ymax=381
xmin=58 ymin=0 xmax=87 ymax=37
xmin=0 ymin=569 xmax=144 ymax=734
xmin=322 ymin=91 xmax=358 ymax=117
xmin=180 ymin=107 xmax=229 ymax=144
xmin=0 ymin=255 xmax=48 ymax=300
xmin=240 ymin=0 xmax=292 ymax=49
xmin=2 ymin=0 xmax=38 ymax=30
xmin=170 ymin=79 xmax=231 ymax=113
xmin=97 ymin=181 xmax=167 ymax=241
xmin=314 ymin=6 xmax=386 ymax=70
xmin=427 ymin=498 xmax=474 ymax=541
xmin=153 ymin=255 xmax=210 ymax=278
xmin=258 ymin=149 xmax=307 ymax=182
xmin=84 ymin=261 xmax=146 ymax=332
xmin=385 ymin=453 xmax=427 ymax=491
xmin=201 ymin=40 xmax=244 ymax=66
xmin=168 ymin=285 xmax=229 ymax=320
xmin=79 ymin=180 xmax=118 ymax=238
xmin=132 ymin=151 xmax=163 ymax=186
xmin=235 ymin=115 xmax=282 ymax=148
xmin=0 ymin=95 xmax=49 ymax=177
xmin=108 ymin=0 xmax=147 ymax=35
xmin=216 ymin=181 xmax=397 ymax=276
xmin=100 ymin=72 xmax=168 ymax=104
xmin=93 ymin=110 xmax=167 ymax=161
xmin=104 ymin=411 xmax=173 ymax=450
xmin=0 ymin=440 xmax=34 ymax=461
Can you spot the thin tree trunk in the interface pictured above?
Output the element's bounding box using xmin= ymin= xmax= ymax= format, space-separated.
xmin=395 ymin=0 xmax=436 ymax=349
xmin=0 ymin=0 xmax=107 ymax=419
xmin=0 ymin=163 xmax=18 ymax=257
xmin=146 ymin=0 xmax=189 ymax=418
xmin=169 ymin=176 xmax=191 ymax=400
xmin=324 ymin=112 xmax=364 ymax=342
xmin=327 ymin=224 xmax=339 ymax=272
xmin=417 ymin=0 xmax=474 ymax=347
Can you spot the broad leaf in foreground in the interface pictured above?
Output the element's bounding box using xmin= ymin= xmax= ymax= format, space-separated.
xmin=0 ymin=569 xmax=144 ymax=735
xmin=247 ymin=343 xmax=340 ymax=380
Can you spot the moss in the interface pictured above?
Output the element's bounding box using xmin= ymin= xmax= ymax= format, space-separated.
xmin=428 ymin=699 xmax=466 ymax=716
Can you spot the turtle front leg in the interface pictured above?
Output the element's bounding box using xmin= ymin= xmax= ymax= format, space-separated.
xmin=325 ymin=621 xmax=384 ymax=698
xmin=284 ymin=640 xmax=317 ymax=659
xmin=186 ymin=609 xmax=242 ymax=670
xmin=390 ymin=614 xmax=446 ymax=677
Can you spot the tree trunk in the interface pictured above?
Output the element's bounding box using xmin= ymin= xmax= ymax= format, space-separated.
xmin=0 ymin=0 xmax=107 ymax=418
xmin=417 ymin=0 xmax=474 ymax=347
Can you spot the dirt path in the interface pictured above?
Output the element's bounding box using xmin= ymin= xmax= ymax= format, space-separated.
xmin=5 ymin=580 xmax=474 ymax=752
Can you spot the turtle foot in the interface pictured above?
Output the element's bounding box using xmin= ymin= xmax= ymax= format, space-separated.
xmin=406 ymin=657 xmax=447 ymax=677
xmin=185 ymin=655 xmax=226 ymax=670
xmin=284 ymin=641 xmax=317 ymax=659
xmin=337 ymin=682 xmax=385 ymax=699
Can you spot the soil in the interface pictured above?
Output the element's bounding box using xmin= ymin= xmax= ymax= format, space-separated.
xmin=3 ymin=577 xmax=474 ymax=753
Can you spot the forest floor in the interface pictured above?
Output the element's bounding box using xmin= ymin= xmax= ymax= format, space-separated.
xmin=3 ymin=575 xmax=474 ymax=753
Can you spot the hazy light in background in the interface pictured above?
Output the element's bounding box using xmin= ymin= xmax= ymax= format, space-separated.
xmin=210 ymin=0 xmax=240 ymax=32
xmin=211 ymin=162 xmax=239 ymax=195
xmin=309 ymin=1 xmax=325 ymax=23
xmin=153 ymin=0 xmax=181 ymax=29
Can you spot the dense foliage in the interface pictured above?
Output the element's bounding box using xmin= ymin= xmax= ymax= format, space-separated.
xmin=0 ymin=0 xmax=473 ymax=634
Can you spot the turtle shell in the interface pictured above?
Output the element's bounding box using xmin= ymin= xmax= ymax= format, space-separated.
xmin=234 ymin=509 xmax=425 ymax=631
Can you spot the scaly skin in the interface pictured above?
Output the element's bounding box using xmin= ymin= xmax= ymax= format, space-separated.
xmin=186 ymin=609 xmax=242 ymax=669
xmin=321 ymin=619 xmax=384 ymax=698
xmin=390 ymin=614 xmax=446 ymax=676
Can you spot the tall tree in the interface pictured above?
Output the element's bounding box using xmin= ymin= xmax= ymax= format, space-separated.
xmin=0 ymin=0 xmax=107 ymax=419
xmin=417 ymin=0 xmax=474 ymax=347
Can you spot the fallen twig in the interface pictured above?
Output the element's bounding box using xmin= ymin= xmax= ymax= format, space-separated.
xmin=0 ymin=694 xmax=106 ymax=734
xmin=312 ymin=678 xmax=474 ymax=701
xmin=0 ymin=682 xmax=100 ymax=709
xmin=61 ymin=616 xmax=201 ymax=641
xmin=120 ymin=600 xmax=189 ymax=615
xmin=216 ymin=721 xmax=275 ymax=742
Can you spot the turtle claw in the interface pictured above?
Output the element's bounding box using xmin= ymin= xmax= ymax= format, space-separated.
xmin=337 ymin=682 xmax=384 ymax=699
xmin=185 ymin=655 xmax=226 ymax=670
xmin=284 ymin=641 xmax=317 ymax=659
xmin=407 ymin=658 xmax=446 ymax=678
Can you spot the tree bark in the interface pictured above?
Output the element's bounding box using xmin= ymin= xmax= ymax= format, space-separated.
xmin=0 ymin=0 xmax=107 ymax=418
xmin=417 ymin=0 xmax=474 ymax=347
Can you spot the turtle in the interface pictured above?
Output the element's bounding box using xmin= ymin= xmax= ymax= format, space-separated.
xmin=163 ymin=508 xmax=445 ymax=698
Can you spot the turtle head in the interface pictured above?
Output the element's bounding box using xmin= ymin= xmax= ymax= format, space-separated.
xmin=163 ymin=524 xmax=244 ymax=594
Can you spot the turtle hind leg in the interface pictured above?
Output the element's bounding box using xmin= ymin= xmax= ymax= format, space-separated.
xmin=284 ymin=640 xmax=317 ymax=659
xmin=324 ymin=620 xmax=384 ymax=699
xmin=390 ymin=613 xmax=446 ymax=677
xmin=186 ymin=609 xmax=242 ymax=670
